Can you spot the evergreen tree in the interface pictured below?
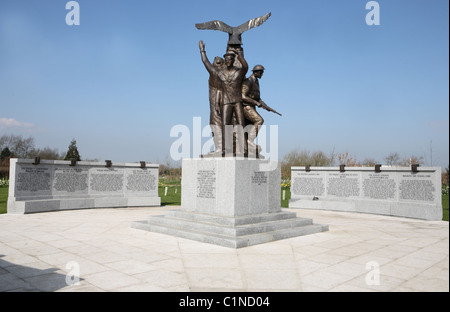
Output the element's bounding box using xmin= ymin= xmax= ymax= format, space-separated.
xmin=64 ymin=139 xmax=81 ymax=161
xmin=0 ymin=147 xmax=12 ymax=160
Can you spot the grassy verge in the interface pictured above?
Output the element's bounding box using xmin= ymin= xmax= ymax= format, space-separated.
xmin=0 ymin=186 xmax=7 ymax=214
xmin=159 ymin=185 xmax=181 ymax=206
xmin=281 ymin=187 xmax=291 ymax=208
xmin=158 ymin=186 xmax=295 ymax=208
xmin=443 ymin=194 xmax=449 ymax=221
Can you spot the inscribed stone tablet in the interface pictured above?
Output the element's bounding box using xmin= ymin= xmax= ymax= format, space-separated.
xmin=399 ymin=173 xmax=435 ymax=202
xmin=90 ymin=168 xmax=124 ymax=193
xmin=52 ymin=167 xmax=89 ymax=195
xmin=125 ymin=169 xmax=157 ymax=192
xmin=197 ymin=169 xmax=216 ymax=199
xmin=327 ymin=173 xmax=360 ymax=197
xmin=362 ymin=173 xmax=396 ymax=200
xmin=15 ymin=165 xmax=52 ymax=196
xmin=292 ymin=171 xmax=325 ymax=197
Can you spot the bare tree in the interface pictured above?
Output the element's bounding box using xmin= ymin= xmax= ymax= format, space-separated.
xmin=384 ymin=152 xmax=400 ymax=166
xmin=337 ymin=151 xmax=359 ymax=167
xmin=361 ymin=158 xmax=378 ymax=167
xmin=281 ymin=149 xmax=333 ymax=179
xmin=399 ymin=155 xmax=424 ymax=166
xmin=0 ymin=134 xmax=35 ymax=158
xmin=33 ymin=147 xmax=64 ymax=160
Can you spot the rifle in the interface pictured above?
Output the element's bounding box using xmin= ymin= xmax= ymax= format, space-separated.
xmin=259 ymin=101 xmax=282 ymax=116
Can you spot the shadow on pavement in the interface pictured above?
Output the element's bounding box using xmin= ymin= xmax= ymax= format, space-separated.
xmin=0 ymin=254 xmax=81 ymax=292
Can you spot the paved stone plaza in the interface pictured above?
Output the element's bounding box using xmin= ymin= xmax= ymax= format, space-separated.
xmin=0 ymin=207 xmax=448 ymax=292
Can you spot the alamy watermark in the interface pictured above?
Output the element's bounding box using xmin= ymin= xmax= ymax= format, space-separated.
xmin=66 ymin=1 xmax=80 ymax=26
xmin=65 ymin=261 xmax=81 ymax=286
xmin=366 ymin=1 xmax=380 ymax=26
xmin=365 ymin=261 xmax=380 ymax=286
xmin=169 ymin=117 xmax=279 ymax=171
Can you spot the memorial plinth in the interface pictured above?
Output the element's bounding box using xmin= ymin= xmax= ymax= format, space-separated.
xmin=132 ymin=158 xmax=328 ymax=248
xmin=8 ymin=158 xmax=161 ymax=214
xmin=289 ymin=166 xmax=442 ymax=220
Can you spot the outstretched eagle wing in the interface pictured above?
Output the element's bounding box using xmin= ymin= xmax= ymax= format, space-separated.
xmin=236 ymin=12 xmax=272 ymax=34
xmin=195 ymin=20 xmax=234 ymax=34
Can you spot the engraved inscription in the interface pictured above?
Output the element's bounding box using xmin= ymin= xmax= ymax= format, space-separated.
xmin=197 ymin=170 xmax=216 ymax=199
xmin=126 ymin=170 xmax=157 ymax=192
xmin=53 ymin=168 xmax=88 ymax=193
xmin=90 ymin=169 xmax=123 ymax=192
xmin=251 ymin=171 xmax=267 ymax=185
xmin=362 ymin=174 xmax=396 ymax=200
xmin=16 ymin=167 xmax=51 ymax=192
xmin=400 ymin=174 xmax=435 ymax=202
xmin=292 ymin=175 xmax=325 ymax=196
xmin=328 ymin=173 xmax=360 ymax=197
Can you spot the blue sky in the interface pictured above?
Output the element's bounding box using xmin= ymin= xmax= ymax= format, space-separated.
xmin=0 ymin=0 xmax=448 ymax=168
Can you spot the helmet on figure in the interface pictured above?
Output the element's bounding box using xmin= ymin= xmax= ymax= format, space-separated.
xmin=252 ymin=65 xmax=265 ymax=72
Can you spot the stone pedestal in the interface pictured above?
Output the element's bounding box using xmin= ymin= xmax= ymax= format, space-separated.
xmin=132 ymin=158 xmax=328 ymax=248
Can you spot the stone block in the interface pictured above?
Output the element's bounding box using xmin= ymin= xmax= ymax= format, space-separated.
xmin=132 ymin=158 xmax=328 ymax=248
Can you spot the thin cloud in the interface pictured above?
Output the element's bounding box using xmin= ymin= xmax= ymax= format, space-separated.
xmin=0 ymin=117 xmax=34 ymax=130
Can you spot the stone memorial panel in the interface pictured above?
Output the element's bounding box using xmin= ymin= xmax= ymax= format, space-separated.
xmin=290 ymin=166 xmax=442 ymax=220
xmin=8 ymin=159 xmax=161 ymax=214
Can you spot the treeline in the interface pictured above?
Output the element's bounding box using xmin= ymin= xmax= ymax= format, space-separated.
xmin=280 ymin=148 xmax=427 ymax=179
xmin=0 ymin=135 xmax=81 ymax=178
xmin=0 ymin=134 xmax=65 ymax=160
xmin=1 ymin=134 xmax=445 ymax=184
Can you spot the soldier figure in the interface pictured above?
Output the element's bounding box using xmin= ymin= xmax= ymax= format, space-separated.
xmin=199 ymin=40 xmax=224 ymax=156
xmin=219 ymin=49 xmax=249 ymax=156
xmin=199 ymin=41 xmax=249 ymax=157
xmin=242 ymin=65 xmax=266 ymax=156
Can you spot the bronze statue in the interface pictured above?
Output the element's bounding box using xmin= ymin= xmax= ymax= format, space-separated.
xmin=196 ymin=13 xmax=278 ymax=158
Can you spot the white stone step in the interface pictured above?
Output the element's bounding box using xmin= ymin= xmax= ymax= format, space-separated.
xmin=146 ymin=214 xmax=313 ymax=237
xmin=131 ymin=220 xmax=328 ymax=248
xmin=162 ymin=209 xmax=298 ymax=226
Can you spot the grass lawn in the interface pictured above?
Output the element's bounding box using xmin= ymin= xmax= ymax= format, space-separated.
xmin=1 ymin=185 xmax=449 ymax=221
xmin=158 ymin=186 xmax=295 ymax=208
xmin=443 ymin=194 xmax=449 ymax=222
xmin=0 ymin=186 xmax=7 ymax=214
xmin=281 ymin=187 xmax=291 ymax=208
xmin=159 ymin=185 xmax=181 ymax=206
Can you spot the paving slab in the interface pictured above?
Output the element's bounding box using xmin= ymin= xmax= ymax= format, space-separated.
xmin=0 ymin=206 xmax=448 ymax=292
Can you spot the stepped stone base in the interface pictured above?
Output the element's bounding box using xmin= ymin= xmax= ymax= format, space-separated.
xmin=132 ymin=209 xmax=328 ymax=248
xmin=132 ymin=158 xmax=328 ymax=248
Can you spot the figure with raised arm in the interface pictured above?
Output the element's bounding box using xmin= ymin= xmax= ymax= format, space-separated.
xmin=199 ymin=40 xmax=224 ymax=157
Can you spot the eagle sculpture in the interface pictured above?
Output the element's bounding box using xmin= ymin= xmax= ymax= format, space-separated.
xmin=195 ymin=12 xmax=272 ymax=45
